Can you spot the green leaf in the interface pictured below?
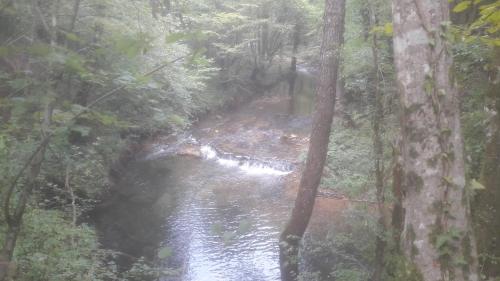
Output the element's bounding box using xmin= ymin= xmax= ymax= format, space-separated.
xmin=453 ymin=1 xmax=472 ymax=13
xmin=65 ymin=55 xmax=86 ymax=74
xmin=454 ymin=255 xmax=468 ymax=266
xmin=64 ymin=32 xmax=82 ymax=43
xmin=26 ymin=43 xmax=52 ymax=57
xmin=157 ymin=246 xmax=172 ymax=259
xmin=0 ymin=46 xmax=11 ymax=58
xmin=0 ymin=135 xmax=6 ymax=152
xmin=165 ymin=32 xmax=188 ymax=44
xmin=384 ymin=23 xmax=393 ymax=36
xmin=7 ymin=78 xmax=30 ymax=91
xmin=471 ymin=179 xmax=486 ymax=190
xmin=443 ymin=176 xmax=455 ymax=186
xmin=436 ymin=235 xmax=450 ymax=250
xmin=113 ymin=33 xmax=151 ymax=58
xmin=71 ymin=125 xmax=91 ymax=137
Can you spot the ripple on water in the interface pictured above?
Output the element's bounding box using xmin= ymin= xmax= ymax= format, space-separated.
xmin=158 ymin=158 xmax=291 ymax=281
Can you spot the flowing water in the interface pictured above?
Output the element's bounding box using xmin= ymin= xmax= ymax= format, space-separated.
xmin=95 ymin=71 xmax=320 ymax=281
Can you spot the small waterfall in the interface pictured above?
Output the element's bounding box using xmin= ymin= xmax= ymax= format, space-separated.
xmin=200 ymin=145 xmax=293 ymax=176
xmin=141 ymin=134 xmax=198 ymax=161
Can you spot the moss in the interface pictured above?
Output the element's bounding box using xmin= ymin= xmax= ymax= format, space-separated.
xmin=427 ymin=154 xmax=439 ymax=168
xmin=384 ymin=253 xmax=425 ymax=281
xmin=408 ymin=128 xmax=427 ymax=143
xmin=430 ymin=200 xmax=444 ymax=215
xmin=428 ymin=217 xmax=444 ymax=247
xmin=409 ymin=146 xmax=419 ymax=159
xmin=405 ymin=103 xmax=423 ymax=114
xmin=407 ymin=224 xmax=419 ymax=258
xmin=460 ymin=234 xmax=473 ymax=277
xmin=407 ymin=171 xmax=424 ymax=193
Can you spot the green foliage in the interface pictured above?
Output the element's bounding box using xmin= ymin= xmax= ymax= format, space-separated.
xmin=454 ymin=0 xmax=500 ymax=46
xmin=371 ymin=23 xmax=393 ymax=37
xmin=322 ymin=124 xmax=374 ymax=197
xmin=333 ymin=268 xmax=369 ymax=281
xmin=383 ymin=253 xmax=424 ymax=281
xmin=8 ymin=209 xmax=108 ymax=281
xmin=157 ymin=247 xmax=173 ymax=260
xmin=301 ymin=206 xmax=378 ymax=281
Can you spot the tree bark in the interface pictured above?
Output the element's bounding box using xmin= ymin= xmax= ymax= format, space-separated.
xmin=392 ymin=0 xmax=479 ymax=280
xmin=288 ymin=23 xmax=301 ymax=115
xmin=69 ymin=0 xmax=81 ymax=32
xmin=370 ymin=11 xmax=387 ymax=281
xmin=333 ymin=4 xmax=346 ymax=125
xmin=279 ymin=0 xmax=345 ymax=280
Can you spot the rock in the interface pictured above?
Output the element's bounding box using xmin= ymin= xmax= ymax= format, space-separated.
xmin=280 ymin=134 xmax=299 ymax=144
xmin=177 ymin=144 xmax=202 ymax=158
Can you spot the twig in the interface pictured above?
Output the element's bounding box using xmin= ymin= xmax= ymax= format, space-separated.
xmin=65 ymin=164 xmax=77 ymax=247
xmin=65 ymin=165 xmax=77 ymax=227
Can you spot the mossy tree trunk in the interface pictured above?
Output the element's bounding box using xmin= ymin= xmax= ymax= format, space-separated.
xmin=392 ymin=0 xmax=479 ymax=280
xmin=279 ymin=0 xmax=345 ymax=280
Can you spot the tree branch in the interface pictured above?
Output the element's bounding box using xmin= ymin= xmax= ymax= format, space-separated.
xmin=2 ymin=56 xmax=186 ymax=225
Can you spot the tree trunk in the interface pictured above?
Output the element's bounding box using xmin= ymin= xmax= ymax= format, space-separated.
xmin=392 ymin=0 xmax=479 ymax=280
xmin=279 ymin=0 xmax=345 ymax=280
xmin=391 ymin=139 xmax=404 ymax=246
xmin=69 ymin=0 xmax=81 ymax=32
xmin=0 ymin=102 xmax=52 ymax=281
xmin=333 ymin=4 xmax=346 ymax=125
xmin=288 ymin=23 xmax=300 ymax=115
xmin=370 ymin=13 xmax=387 ymax=281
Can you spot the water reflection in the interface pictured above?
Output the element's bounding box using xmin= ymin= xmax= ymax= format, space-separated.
xmin=95 ymin=69 xmax=318 ymax=280
xmin=158 ymin=157 xmax=291 ymax=281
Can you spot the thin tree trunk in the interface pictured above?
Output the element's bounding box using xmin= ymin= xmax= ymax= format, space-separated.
xmin=279 ymin=0 xmax=345 ymax=280
xmin=0 ymin=102 xmax=52 ymax=281
xmin=392 ymin=0 xmax=479 ymax=280
xmin=391 ymin=139 xmax=404 ymax=246
xmin=69 ymin=0 xmax=81 ymax=32
xmin=333 ymin=4 xmax=346 ymax=125
xmin=288 ymin=23 xmax=301 ymax=115
xmin=370 ymin=13 xmax=387 ymax=281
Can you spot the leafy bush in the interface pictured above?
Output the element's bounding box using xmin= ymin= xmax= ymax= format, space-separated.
xmin=10 ymin=209 xmax=108 ymax=281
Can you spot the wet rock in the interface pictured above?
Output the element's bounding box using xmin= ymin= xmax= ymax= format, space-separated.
xmin=177 ymin=144 xmax=202 ymax=158
xmin=280 ymin=134 xmax=299 ymax=144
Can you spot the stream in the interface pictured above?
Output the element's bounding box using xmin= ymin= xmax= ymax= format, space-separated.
xmin=94 ymin=69 xmax=327 ymax=281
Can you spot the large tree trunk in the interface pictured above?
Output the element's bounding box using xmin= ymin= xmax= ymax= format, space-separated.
xmin=279 ymin=0 xmax=345 ymax=280
xmin=392 ymin=0 xmax=479 ymax=280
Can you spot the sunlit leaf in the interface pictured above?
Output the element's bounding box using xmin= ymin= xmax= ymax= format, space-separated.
xmin=157 ymin=246 xmax=172 ymax=259
xmin=453 ymin=1 xmax=472 ymax=13
xmin=165 ymin=32 xmax=188 ymax=44
xmin=471 ymin=179 xmax=486 ymax=190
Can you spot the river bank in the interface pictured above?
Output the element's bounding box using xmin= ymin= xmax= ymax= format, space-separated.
xmin=92 ymin=79 xmax=357 ymax=280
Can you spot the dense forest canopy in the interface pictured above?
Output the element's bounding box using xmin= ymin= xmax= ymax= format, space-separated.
xmin=0 ymin=0 xmax=498 ymax=280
